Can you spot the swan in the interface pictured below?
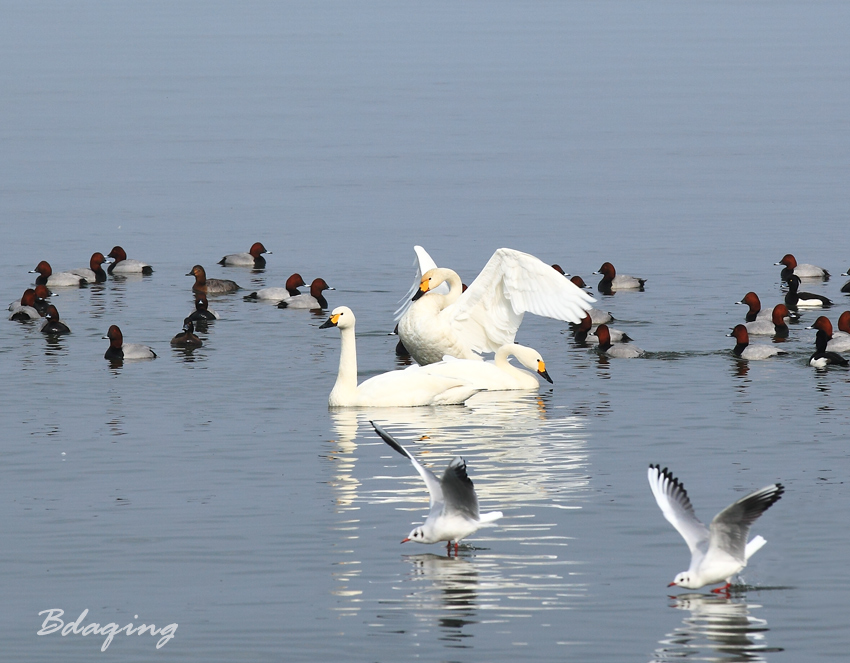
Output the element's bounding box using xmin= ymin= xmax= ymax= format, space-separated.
xmin=396 ymin=247 xmax=595 ymax=365
xmin=419 ymin=343 xmax=553 ymax=390
xmin=320 ymin=306 xmax=481 ymax=407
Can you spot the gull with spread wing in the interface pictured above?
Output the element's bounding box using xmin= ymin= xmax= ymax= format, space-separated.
xmin=371 ymin=421 xmax=503 ymax=553
xmin=648 ymin=464 xmax=784 ymax=592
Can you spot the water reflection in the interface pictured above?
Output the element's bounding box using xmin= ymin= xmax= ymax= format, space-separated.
xmin=654 ymin=594 xmax=782 ymax=662
xmin=402 ymin=553 xmax=479 ymax=643
xmin=326 ymin=390 xmax=589 ymax=513
xmin=324 ymin=393 xmax=591 ymax=633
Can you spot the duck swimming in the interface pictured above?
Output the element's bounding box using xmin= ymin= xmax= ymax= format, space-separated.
xmin=219 ymin=242 xmax=271 ymax=268
xmin=187 ymin=265 xmax=241 ymax=294
xmin=278 ymin=278 xmax=334 ymax=310
xmin=107 ymin=246 xmax=153 ymax=275
xmin=103 ymin=325 xmax=157 ymax=360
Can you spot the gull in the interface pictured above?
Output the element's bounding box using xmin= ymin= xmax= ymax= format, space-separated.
xmin=648 ymin=464 xmax=784 ymax=592
xmin=370 ymin=421 xmax=503 ymax=553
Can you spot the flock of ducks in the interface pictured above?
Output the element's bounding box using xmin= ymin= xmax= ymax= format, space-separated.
xmin=9 ymin=242 xmax=847 ymax=590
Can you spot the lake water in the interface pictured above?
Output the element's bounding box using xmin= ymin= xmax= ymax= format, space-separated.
xmin=1 ymin=1 xmax=849 ymax=661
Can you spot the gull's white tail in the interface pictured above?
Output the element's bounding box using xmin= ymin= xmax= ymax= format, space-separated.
xmin=745 ymin=535 xmax=766 ymax=560
xmin=479 ymin=511 xmax=504 ymax=524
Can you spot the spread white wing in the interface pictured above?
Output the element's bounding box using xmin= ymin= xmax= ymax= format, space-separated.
xmin=442 ymin=248 xmax=595 ymax=354
xmin=648 ymin=465 xmax=710 ymax=555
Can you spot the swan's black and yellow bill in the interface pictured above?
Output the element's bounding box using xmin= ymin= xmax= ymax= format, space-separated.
xmin=319 ymin=313 xmax=341 ymax=329
xmin=537 ymin=360 xmax=553 ymax=384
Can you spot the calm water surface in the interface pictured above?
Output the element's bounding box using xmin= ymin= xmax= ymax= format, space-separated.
xmin=1 ymin=2 xmax=849 ymax=661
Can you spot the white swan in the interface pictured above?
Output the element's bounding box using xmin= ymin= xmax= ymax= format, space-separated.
xmin=396 ymin=247 xmax=595 ymax=365
xmin=419 ymin=343 xmax=552 ymax=390
xmin=320 ymin=306 xmax=481 ymax=407
xmin=394 ymin=245 xmax=451 ymax=322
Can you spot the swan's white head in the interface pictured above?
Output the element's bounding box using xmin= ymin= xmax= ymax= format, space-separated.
xmin=319 ymin=306 xmax=355 ymax=330
xmin=412 ymin=268 xmax=457 ymax=301
xmin=503 ymin=344 xmax=554 ymax=384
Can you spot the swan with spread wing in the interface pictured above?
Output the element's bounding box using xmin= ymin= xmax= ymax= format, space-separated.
xmin=396 ymin=247 xmax=595 ymax=365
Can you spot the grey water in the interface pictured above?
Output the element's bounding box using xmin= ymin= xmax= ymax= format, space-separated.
xmin=1 ymin=1 xmax=849 ymax=660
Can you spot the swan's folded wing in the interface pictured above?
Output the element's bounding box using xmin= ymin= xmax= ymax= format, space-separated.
xmin=394 ymin=246 xmax=449 ymax=321
xmin=444 ymin=248 xmax=596 ymax=354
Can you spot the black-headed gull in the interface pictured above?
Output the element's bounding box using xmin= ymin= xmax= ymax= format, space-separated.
xmin=648 ymin=465 xmax=784 ymax=592
xmin=370 ymin=421 xmax=503 ymax=552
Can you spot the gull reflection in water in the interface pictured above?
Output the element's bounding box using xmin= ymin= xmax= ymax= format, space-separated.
xmin=402 ymin=553 xmax=480 ymax=644
xmin=654 ymin=593 xmax=782 ymax=662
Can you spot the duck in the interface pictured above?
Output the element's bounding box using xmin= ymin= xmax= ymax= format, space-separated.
xmin=106 ymin=246 xmax=153 ymax=275
xmin=185 ymin=297 xmax=219 ymax=323
xmin=320 ymin=306 xmax=481 ymax=407
xmin=38 ymin=305 xmax=71 ymax=334
xmin=218 ymin=242 xmax=271 ymax=268
xmin=567 ymin=277 xmax=614 ymax=324
xmin=594 ymin=262 xmax=646 ymax=293
xmin=826 ymin=311 xmax=850 ymax=352
xmin=572 ymin=314 xmax=631 ymax=345
xmin=103 ymin=325 xmax=157 ymax=360
xmin=841 ymin=267 xmax=850 ymax=293
xmin=744 ymin=304 xmax=792 ymax=338
xmin=9 ymin=284 xmax=51 ymax=316
xmin=278 ymin=278 xmax=334 ymax=310
xmin=396 ymin=247 xmax=595 ymax=366
xmin=29 ymin=260 xmax=87 ymax=287
xmin=775 ymin=253 xmax=829 ymax=280
xmin=69 ymin=252 xmax=109 ymax=284
xmin=807 ymin=316 xmax=849 ymax=367
xmin=737 ymin=292 xmax=781 ymax=322
xmin=592 ymin=324 xmax=644 ymax=358
xmin=419 ymin=343 xmax=553 ymax=390
xmin=9 ymin=289 xmax=42 ymax=321
xmin=187 ymin=265 xmax=241 ymax=294
xmin=171 ymin=321 xmax=203 ymax=348
xmin=727 ymin=325 xmax=786 ymax=360
xmin=244 ymin=273 xmax=307 ymax=302
xmin=784 ymin=274 xmax=832 ymax=310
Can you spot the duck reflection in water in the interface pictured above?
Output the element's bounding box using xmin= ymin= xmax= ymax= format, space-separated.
xmin=654 ymin=594 xmax=781 ymax=662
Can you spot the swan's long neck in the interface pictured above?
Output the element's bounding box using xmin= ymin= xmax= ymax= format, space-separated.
xmin=494 ymin=344 xmax=525 ymax=380
xmin=427 ymin=269 xmax=463 ymax=312
xmin=330 ymin=325 xmax=359 ymax=404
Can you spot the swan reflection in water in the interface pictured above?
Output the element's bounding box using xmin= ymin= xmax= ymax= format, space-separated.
xmin=325 ymin=390 xmax=589 ymax=514
xmin=654 ymin=593 xmax=782 ymax=662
